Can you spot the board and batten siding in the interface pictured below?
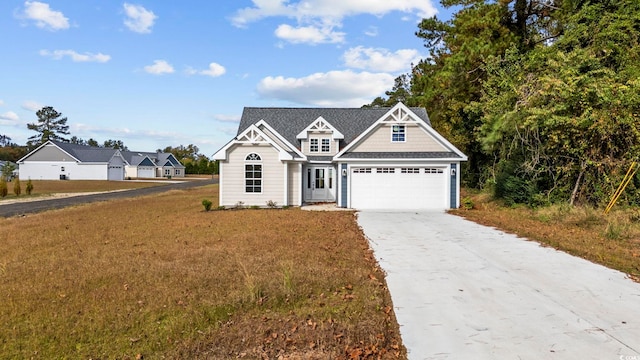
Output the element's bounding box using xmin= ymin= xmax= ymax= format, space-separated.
xmin=220 ymin=144 xmax=285 ymax=207
xmin=350 ymin=124 xmax=447 ymax=153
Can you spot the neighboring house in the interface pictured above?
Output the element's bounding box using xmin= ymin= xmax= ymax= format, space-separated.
xmin=0 ymin=160 xmax=18 ymax=180
xmin=18 ymin=140 xmax=185 ymax=180
xmin=213 ymin=102 xmax=467 ymax=210
xmin=121 ymin=151 xmax=185 ymax=178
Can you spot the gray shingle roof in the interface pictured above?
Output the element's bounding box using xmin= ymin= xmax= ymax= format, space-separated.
xmin=238 ymin=107 xmax=432 ymax=149
xmin=53 ymin=140 xmax=119 ymax=162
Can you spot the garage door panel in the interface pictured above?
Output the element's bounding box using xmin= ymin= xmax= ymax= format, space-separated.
xmin=350 ymin=167 xmax=447 ymax=209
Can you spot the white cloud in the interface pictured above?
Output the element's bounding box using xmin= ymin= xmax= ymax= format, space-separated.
xmin=123 ymin=3 xmax=157 ymax=34
xmin=39 ymin=49 xmax=111 ymax=63
xmin=232 ymin=0 xmax=437 ymax=45
xmin=364 ymin=26 xmax=378 ymax=37
xmin=22 ymin=100 xmax=43 ymax=112
xmin=343 ymin=46 xmax=421 ymax=73
xmin=144 ymin=60 xmax=174 ymax=75
xmin=19 ymin=1 xmax=69 ymax=31
xmin=0 ymin=111 xmax=20 ymax=122
xmin=187 ymin=63 xmax=226 ymax=77
xmin=257 ymin=70 xmax=394 ymax=107
xmin=232 ymin=0 xmax=437 ymax=26
xmin=0 ymin=100 xmax=4 ymax=106
xmin=275 ymin=23 xmax=344 ymax=44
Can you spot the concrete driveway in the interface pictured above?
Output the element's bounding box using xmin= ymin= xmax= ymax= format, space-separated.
xmin=357 ymin=211 xmax=640 ymax=360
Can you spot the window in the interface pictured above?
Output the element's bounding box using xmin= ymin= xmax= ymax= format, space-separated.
xmin=321 ymin=138 xmax=330 ymax=152
xmin=310 ymin=139 xmax=319 ymax=152
xmin=353 ymin=168 xmax=372 ymax=173
xmin=376 ymin=167 xmax=395 ymax=173
xmin=175 ymin=169 xmax=181 ymax=175
xmin=60 ymin=166 xmax=65 ymax=172
xmin=392 ymin=125 xmax=405 ymax=142
xmin=165 ymin=169 xmax=171 ymax=176
xmin=425 ymin=168 xmax=444 ymax=174
xmin=245 ymin=153 xmax=262 ymax=193
xmin=401 ymin=168 xmax=420 ymax=173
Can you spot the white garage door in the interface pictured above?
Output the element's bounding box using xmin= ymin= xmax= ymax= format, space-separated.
xmin=138 ymin=167 xmax=155 ymax=178
xmin=108 ymin=165 xmax=123 ymax=180
xmin=350 ymin=166 xmax=448 ymax=209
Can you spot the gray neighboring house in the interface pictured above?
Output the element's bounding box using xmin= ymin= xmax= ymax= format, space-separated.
xmin=17 ymin=140 xmax=185 ymax=180
xmin=121 ymin=151 xmax=185 ymax=178
xmin=213 ymin=102 xmax=467 ymax=210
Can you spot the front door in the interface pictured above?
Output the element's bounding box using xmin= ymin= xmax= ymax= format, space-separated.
xmin=305 ymin=166 xmax=336 ymax=202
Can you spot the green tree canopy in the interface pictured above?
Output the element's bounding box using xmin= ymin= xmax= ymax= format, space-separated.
xmin=27 ymin=106 xmax=70 ymax=145
xmin=478 ymin=0 xmax=640 ymax=205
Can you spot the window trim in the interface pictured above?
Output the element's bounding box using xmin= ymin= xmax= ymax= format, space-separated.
xmin=391 ymin=124 xmax=406 ymax=142
xmin=245 ymin=153 xmax=262 ymax=193
xmin=309 ymin=138 xmax=319 ymax=152
xmin=321 ymin=138 xmax=330 ymax=152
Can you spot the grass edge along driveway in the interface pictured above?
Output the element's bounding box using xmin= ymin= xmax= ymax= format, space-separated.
xmin=0 ymin=184 xmax=405 ymax=359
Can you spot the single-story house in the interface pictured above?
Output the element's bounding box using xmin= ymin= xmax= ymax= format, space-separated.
xmin=121 ymin=151 xmax=185 ymax=178
xmin=17 ymin=140 xmax=185 ymax=180
xmin=213 ymin=102 xmax=467 ymax=210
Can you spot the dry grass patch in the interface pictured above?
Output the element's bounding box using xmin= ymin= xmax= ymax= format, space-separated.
xmin=0 ymin=184 xmax=404 ymax=359
xmin=0 ymin=180 xmax=163 ymax=201
xmin=453 ymin=190 xmax=640 ymax=281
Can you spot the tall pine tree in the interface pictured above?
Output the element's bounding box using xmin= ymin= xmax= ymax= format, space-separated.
xmin=27 ymin=106 xmax=70 ymax=145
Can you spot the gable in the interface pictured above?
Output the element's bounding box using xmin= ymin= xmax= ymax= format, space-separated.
xmin=349 ymin=124 xmax=448 ymax=153
xmin=138 ymin=157 xmax=155 ymax=166
xmin=236 ymin=106 xmax=431 ymax=151
xmin=335 ymin=103 xmax=467 ymax=161
xmin=21 ymin=143 xmax=78 ymax=162
xmin=213 ymin=124 xmax=298 ymax=161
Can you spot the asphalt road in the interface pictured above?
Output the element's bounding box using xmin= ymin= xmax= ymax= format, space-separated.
xmin=358 ymin=210 xmax=640 ymax=360
xmin=0 ymin=179 xmax=217 ymax=218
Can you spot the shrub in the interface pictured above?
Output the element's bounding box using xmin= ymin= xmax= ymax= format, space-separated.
xmin=25 ymin=179 xmax=34 ymax=195
xmin=13 ymin=177 xmax=21 ymax=197
xmin=0 ymin=178 xmax=7 ymax=198
xmin=461 ymin=197 xmax=474 ymax=210
xmin=201 ymin=199 xmax=213 ymax=211
xmin=217 ymin=205 xmax=226 ymax=211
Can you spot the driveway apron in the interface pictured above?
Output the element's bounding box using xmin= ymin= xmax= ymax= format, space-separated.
xmin=357 ymin=211 xmax=640 ymax=360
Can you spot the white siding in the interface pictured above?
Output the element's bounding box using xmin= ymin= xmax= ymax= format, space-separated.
xmin=287 ymin=163 xmax=301 ymax=206
xmin=19 ymin=162 xmax=108 ymax=180
xmin=125 ymin=165 xmax=138 ymax=178
xmin=351 ymin=124 xmax=447 ymax=152
xmin=219 ymin=144 xmax=285 ymax=207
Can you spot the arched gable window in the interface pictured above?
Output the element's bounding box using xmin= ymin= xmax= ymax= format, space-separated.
xmin=245 ymin=153 xmax=262 ymax=193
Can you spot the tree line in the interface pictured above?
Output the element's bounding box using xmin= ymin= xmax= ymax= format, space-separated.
xmin=367 ymin=0 xmax=640 ymax=207
xmin=0 ymin=106 xmax=217 ymax=175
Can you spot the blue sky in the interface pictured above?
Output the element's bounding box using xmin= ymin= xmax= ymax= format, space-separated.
xmin=0 ymin=0 xmax=448 ymax=156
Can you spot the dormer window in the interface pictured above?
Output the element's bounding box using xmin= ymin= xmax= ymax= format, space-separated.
xmin=309 ymin=138 xmax=331 ymax=153
xmin=392 ymin=125 xmax=406 ymax=142
xmin=321 ymin=138 xmax=330 ymax=152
